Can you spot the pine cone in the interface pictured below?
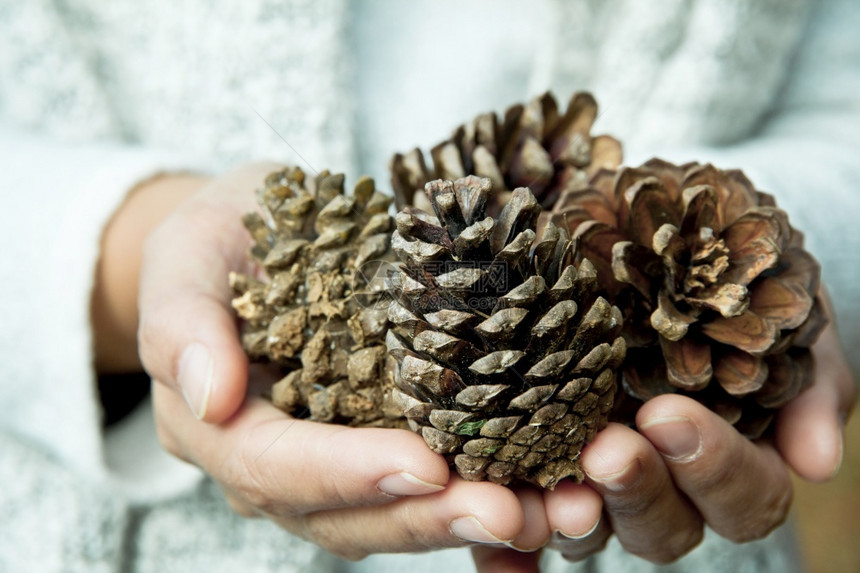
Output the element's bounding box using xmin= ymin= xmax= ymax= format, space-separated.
xmin=230 ymin=167 xmax=406 ymax=428
xmin=550 ymin=159 xmax=829 ymax=438
xmin=387 ymin=175 xmax=626 ymax=488
xmin=390 ymin=92 xmax=622 ymax=215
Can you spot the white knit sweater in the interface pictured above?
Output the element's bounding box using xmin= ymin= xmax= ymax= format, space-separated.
xmin=1 ymin=0 xmax=858 ymax=571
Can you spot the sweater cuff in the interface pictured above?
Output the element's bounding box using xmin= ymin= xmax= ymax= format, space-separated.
xmin=53 ymin=147 xmax=212 ymax=480
xmin=0 ymin=125 xmax=213 ymax=489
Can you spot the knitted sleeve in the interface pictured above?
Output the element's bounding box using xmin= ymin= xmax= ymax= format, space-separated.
xmin=0 ymin=125 xmax=210 ymax=481
xmin=623 ymin=0 xmax=860 ymax=376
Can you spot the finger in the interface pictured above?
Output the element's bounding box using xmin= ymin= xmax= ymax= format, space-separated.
xmin=220 ymin=486 xmax=261 ymax=518
xmin=638 ymin=395 xmax=793 ymax=543
xmin=280 ymin=476 xmax=525 ymax=560
xmin=472 ymin=546 xmax=542 ymax=573
xmin=138 ymin=163 xmax=280 ymax=422
xmin=153 ymin=383 xmax=449 ymax=515
xmin=580 ymin=423 xmax=703 ymax=563
xmin=544 ymin=481 xmax=611 ymax=562
xmin=776 ymin=322 xmax=857 ymax=482
xmin=507 ymin=486 xmax=551 ymax=551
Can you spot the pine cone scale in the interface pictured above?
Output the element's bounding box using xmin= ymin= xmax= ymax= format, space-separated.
xmin=660 ymin=336 xmax=713 ymax=390
xmin=389 ymin=176 xmax=625 ymax=488
xmin=553 ymin=159 xmax=827 ymax=438
xmin=390 ymin=92 xmax=623 ymax=218
xmin=230 ymin=168 xmax=407 ymax=428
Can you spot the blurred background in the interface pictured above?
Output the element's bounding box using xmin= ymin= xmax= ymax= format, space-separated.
xmin=794 ymin=413 xmax=860 ymax=572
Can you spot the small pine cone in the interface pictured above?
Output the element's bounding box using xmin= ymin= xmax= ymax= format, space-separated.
xmin=390 ymin=92 xmax=622 ymax=215
xmin=551 ymin=159 xmax=828 ymax=438
xmin=230 ymin=166 xmax=406 ymax=428
xmin=387 ymin=175 xmax=626 ymax=489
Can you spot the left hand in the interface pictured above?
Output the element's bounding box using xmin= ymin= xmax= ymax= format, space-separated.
xmin=470 ymin=320 xmax=857 ymax=572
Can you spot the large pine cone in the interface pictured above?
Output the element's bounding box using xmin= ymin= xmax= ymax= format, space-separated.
xmin=230 ymin=167 xmax=405 ymax=428
xmin=387 ymin=175 xmax=626 ymax=488
xmin=390 ymin=92 xmax=622 ymax=215
xmin=551 ymin=159 xmax=829 ymax=437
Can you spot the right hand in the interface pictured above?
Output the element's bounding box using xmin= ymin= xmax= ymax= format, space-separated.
xmin=136 ymin=163 xmax=536 ymax=559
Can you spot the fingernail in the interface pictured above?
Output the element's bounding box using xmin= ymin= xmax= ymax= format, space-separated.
xmin=449 ymin=516 xmax=506 ymax=544
xmin=585 ymin=459 xmax=638 ymax=492
xmin=377 ymin=472 xmax=445 ymax=496
xmin=640 ymin=416 xmax=702 ymax=461
xmin=178 ymin=343 xmax=214 ymax=420
xmin=556 ymin=516 xmax=602 ymax=540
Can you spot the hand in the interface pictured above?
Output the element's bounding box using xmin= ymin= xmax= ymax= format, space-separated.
xmin=134 ymin=163 xmax=532 ymax=559
xmin=471 ymin=318 xmax=856 ymax=570
xmin=572 ymin=317 xmax=855 ymax=563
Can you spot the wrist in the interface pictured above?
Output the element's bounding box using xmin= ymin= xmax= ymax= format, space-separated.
xmin=92 ymin=173 xmax=211 ymax=373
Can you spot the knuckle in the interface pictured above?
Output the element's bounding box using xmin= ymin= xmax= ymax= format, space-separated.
xmin=229 ymin=430 xmax=300 ymax=518
xmin=231 ymin=447 xmax=280 ymax=515
xmin=301 ymin=515 xmax=369 ymax=561
xmin=224 ymin=492 xmax=260 ymax=519
xmin=679 ymin=523 xmax=706 ymax=553
xmin=393 ymin=504 xmax=433 ymax=550
xmin=604 ymin=484 xmax=661 ymax=518
xmin=727 ymin=486 xmax=792 ymax=543
xmin=651 ymin=525 xmax=705 ymax=564
xmin=324 ymin=468 xmax=357 ymax=509
xmin=622 ymin=529 xmax=697 ymax=565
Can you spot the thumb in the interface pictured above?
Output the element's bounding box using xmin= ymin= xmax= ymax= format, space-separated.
xmin=138 ymin=165 xmax=277 ymax=422
xmin=139 ymin=286 xmax=248 ymax=424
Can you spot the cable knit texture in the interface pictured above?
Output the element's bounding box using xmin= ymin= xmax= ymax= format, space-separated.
xmin=0 ymin=0 xmax=858 ymax=571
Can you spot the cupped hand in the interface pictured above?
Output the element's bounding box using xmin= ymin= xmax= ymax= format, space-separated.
xmin=472 ymin=318 xmax=856 ymax=570
xmin=134 ymin=163 xmax=856 ymax=566
xmin=136 ymin=163 xmax=528 ymax=558
xmin=153 ymin=383 xmax=529 ymax=558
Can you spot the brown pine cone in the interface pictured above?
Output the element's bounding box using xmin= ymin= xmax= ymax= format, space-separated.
xmin=550 ymin=159 xmax=828 ymax=438
xmin=230 ymin=166 xmax=406 ymax=428
xmin=387 ymin=175 xmax=626 ymax=488
xmin=390 ymin=92 xmax=622 ymax=215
